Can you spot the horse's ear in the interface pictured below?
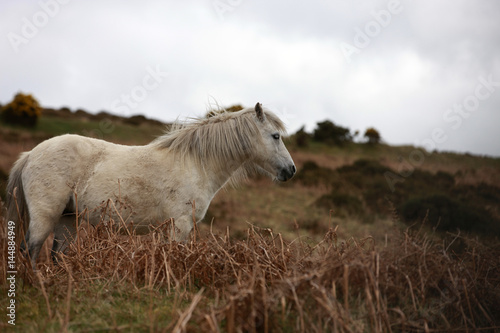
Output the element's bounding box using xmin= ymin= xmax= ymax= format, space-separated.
xmin=255 ymin=102 xmax=265 ymax=122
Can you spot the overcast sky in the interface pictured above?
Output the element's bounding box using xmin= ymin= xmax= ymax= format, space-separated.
xmin=1 ymin=0 xmax=499 ymax=156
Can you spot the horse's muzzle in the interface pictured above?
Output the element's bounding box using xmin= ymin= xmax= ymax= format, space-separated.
xmin=278 ymin=164 xmax=296 ymax=182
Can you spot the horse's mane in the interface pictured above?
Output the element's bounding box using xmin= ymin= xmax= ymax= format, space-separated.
xmin=151 ymin=107 xmax=287 ymax=186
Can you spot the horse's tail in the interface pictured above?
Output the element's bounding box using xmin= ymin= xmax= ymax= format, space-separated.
xmin=6 ymin=152 xmax=30 ymax=244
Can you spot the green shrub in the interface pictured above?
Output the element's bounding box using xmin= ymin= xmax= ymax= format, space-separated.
xmin=1 ymin=92 xmax=41 ymax=127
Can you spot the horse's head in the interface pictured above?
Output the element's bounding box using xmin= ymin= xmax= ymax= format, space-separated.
xmin=252 ymin=103 xmax=296 ymax=182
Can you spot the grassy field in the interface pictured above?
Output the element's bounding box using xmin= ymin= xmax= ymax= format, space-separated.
xmin=1 ymin=212 xmax=499 ymax=332
xmin=1 ymin=110 xmax=500 ymax=331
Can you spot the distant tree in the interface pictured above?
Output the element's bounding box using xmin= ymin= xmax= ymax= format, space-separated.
xmin=294 ymin=125 xmax=311 ymax=147
xmin=0 ymin=92 xmax=41 ymax=127
xmin=364 ymin=127 xmax=381 ymax=144
xmin=206 ymin=104 xmax=244 ymax=118
xmin=313 ymin=120 xmax=352 ymax=145
xmin=225 ymin=104 xmax=244 ymax=112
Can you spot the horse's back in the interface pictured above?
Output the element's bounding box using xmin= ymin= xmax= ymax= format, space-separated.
xmin=31 ymin=134 xmax=111 ymax=158
xmin=21 ymin=135 xmax=115 ymax=199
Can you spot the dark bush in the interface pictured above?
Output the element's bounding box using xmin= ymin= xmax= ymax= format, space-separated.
xmin=475 ymin=183 xmax=500 ymax=202
xmin=313 ymin=120 xmax=352 ymax=145
xmin=399 ymin=194 xmax=498 ymax=236
xmin=337 ymin=159 xmax=390 ymax=176
xmin=454 ymin=183 xmax=500 ymax=204
xmin=294 ymin=160 xmax=337 ymax=187
xmin=293 ymin=158 xmax=499 ymax=236
xmin=435 ymin=171 xmax=455 ymax=189
xmin=294 ymin=126 xmax=311 ymax=147
xmin=336 ymin=159 xmax=391 ymax=190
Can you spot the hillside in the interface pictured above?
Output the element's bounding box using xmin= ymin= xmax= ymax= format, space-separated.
xmin=1 ymin=106 xmax=500 ymax=241
xmin=1 ymin=106 xmax=500 ymax=331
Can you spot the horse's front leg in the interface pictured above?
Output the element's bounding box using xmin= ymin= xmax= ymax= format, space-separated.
xmin=51 ymin=215 xmax=78 ymax=264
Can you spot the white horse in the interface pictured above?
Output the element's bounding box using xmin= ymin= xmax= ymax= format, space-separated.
xmin=6 ymin=103 xmax=295 ymax=268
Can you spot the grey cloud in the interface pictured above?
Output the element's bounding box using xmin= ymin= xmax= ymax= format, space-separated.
xmin=1 ymin=0 xmax=499 ymax=156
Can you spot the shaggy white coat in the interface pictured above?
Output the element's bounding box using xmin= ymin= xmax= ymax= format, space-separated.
xmin=6 ymin=104 xmax=296 ymax=268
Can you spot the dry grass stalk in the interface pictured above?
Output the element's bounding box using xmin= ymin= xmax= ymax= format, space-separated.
xmin=35 ymin=271 xmax=53 ymax=320
xmin=1 ymin=197 xmax=499 ymax=332
xmin=172 ymin=288 xmax=204 ymax=333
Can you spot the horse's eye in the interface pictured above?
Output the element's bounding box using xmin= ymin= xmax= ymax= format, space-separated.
xmin=272 ymin=133 xmax=280 ymax=140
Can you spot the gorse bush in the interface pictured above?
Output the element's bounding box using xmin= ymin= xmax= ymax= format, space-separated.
xmin=206 ymin=104 xmax=244 ymax=118
xmin=363 ymin=127 xmax=381 ymax=144
xmin=1 ymin=92 xmax=42 ymax=127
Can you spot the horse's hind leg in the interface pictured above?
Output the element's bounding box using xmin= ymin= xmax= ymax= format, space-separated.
xmin=25 ymin=215 xmax=57 ymax=269
xmin=51 ymin=215 xmax=77 ymax=263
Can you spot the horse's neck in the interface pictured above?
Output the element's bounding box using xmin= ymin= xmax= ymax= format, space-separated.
xmin=152 ymin=141 xmax=248 ymax=196
xmin=205 ymin=158 xmax=244 ymax=194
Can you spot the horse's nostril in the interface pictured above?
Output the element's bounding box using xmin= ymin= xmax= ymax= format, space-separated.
xmin=292 ymin=165 xmax=296 ymax=174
